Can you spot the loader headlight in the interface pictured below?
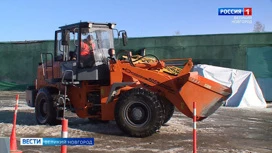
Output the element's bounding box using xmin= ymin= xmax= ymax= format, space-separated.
xmin=109 ymin=23 xmax=115 ymax=29
xmin=111 ymin=24 xmax=115 ymax=29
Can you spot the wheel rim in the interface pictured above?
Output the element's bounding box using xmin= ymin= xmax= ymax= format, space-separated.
xmin=123 ymin=100 xmax=151 ymax=128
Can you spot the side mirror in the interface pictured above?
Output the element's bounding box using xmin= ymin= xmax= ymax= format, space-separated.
xmin=61 ymin=30 xmax=70 ymax=45
xmin=121 ymin=32 xmax=128 ymax=46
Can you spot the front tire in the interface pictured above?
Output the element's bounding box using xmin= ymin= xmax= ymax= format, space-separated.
xmin=114 ymin=88 xmax=164 ymax=137
xmin=35 ymin=88 xmax=60 ymax=125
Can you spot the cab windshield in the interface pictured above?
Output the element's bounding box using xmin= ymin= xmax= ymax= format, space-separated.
xmin=81 ymin=28 xmax=114 ymax=50
xmin=55 ymin=27 xmax=115 ymax=65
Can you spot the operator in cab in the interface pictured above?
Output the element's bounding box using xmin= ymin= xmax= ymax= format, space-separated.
xmin=80 ymin=35 xmax=96 ymax=67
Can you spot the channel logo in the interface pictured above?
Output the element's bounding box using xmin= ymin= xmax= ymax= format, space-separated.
xmin=20 ymin=138 xmax=43 ymax=145
xmin=20 ymin=138 xmax=94 ymax=146
xmin=218 ymin=8 xmax=252 ymax=16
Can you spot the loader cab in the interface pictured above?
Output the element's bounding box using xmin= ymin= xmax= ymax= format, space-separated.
xmin=53 ymin=22 xmax=127 ymax=84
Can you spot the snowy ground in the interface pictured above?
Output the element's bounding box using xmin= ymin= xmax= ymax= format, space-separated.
xmin=0 ymin=91 xmax=271 ymax=153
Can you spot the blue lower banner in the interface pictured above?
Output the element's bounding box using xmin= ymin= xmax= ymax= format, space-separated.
xmin=20 ymin=138 xmax=94 ymax=146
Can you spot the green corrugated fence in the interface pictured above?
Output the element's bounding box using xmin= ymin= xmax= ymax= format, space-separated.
xmin=0 ymin=32 xmax=271 ymax=92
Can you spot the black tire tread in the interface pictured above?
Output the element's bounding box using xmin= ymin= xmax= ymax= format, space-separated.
xmin=160 ymin=97 xmax=175 ymax=124
xmin=35 ymin=87 xmax=61 ymax=125
xmin=115 ymin=88 xmax=164 ymax=137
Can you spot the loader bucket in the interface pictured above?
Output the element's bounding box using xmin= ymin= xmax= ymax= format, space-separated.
xmin=178 ymin=72 xmax=232 ymax=121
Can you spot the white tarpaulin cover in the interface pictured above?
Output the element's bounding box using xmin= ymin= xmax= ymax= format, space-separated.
xmin=193 ymin=64 xmax=267 ymax=108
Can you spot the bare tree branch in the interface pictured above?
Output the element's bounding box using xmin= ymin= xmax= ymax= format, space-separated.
xmin=253 ymin=21 xmax=265 ymax=32
xmin=174 ymin=30 xmax=181 ymax=35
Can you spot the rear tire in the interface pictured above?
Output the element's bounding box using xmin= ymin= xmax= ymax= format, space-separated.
xmin=35 ymin=88 xmax=61 ymax=125
xmin=114 ymin=88 xmax=164 ymax=137
xmin=160 ymin=97 xmax=175 ymax=124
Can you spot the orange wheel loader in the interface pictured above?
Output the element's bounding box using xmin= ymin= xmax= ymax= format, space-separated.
xmin=25 ymin=21 xmax=232 ymax=137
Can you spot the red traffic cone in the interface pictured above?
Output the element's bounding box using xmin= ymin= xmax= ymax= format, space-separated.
xmin=10 ymin=95 xmax=22 ymax=153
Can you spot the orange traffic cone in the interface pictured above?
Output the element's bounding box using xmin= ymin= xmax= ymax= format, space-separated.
xmin=10 ymin=95 xmax=22 ymax=153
